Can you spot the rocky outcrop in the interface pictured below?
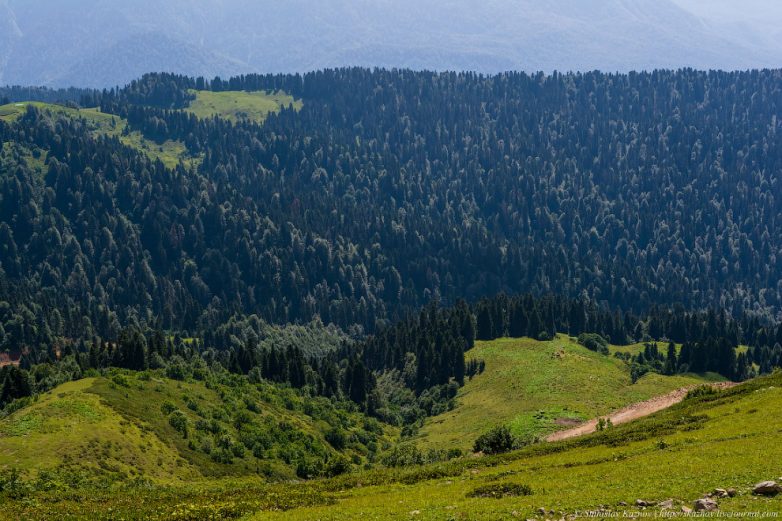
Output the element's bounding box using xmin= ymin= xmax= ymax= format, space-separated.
xmin=694 ymin=498 xmax=718 ymax=512
xmin=753 ymin=481 xmax=781 ymax=496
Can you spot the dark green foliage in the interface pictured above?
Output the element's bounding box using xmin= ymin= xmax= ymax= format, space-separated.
xmin=677 ymin=338 xmax=738 ymax=378
xmin=116 ymin=328 xmax=148 ymax=371
xmin=5 ymin=69 xmax=782 ymax=356
xmin=0 ymin=85 xmax=93 ymax=105
xmin=323 ymin=455 xmax=352 ymax=477
xmin=168 ymin=410 xmax=189 ymax=437
xmin=663 ymin=342 xmax=678 ymax=375
xmin=465 ymin=358 xmax=486 ymax=379
xmin=685 ymin=385 xmax=719 ymax=400
xmin=381 ymin=443 xmax=462 ymax=468
xmin=0 ymin=468 xmax=28 ymax=499
xmin=0 ymin=366 xmax=31 ymax=408
xmin=2 ymin=70 xmax=782 ymax=389
xmin=324 ymin=428 xmax=347 ymax=450
xmin=577 ymin=333 xmax=609 ymax=355
xmin=473 ymin=425 xmax=519 ymax=455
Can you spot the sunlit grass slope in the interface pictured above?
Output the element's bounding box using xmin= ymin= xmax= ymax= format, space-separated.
xmin=0 ymin=370 xmax=394 ymax=485
xmin=258 ymin=373 xmax=782 ymax=521
xmin=417 ymin=336 xmax=724 ymax=451
xmin=2 ymin=371 xmax=778 ymax=520
xmin=185 ymin=89 xmax=302 ymax=123
xmin=0 ymin=378 xmax=197 ymax=483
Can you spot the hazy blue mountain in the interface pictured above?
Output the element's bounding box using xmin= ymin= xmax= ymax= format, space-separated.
xmin=0 ymin=0 xmax=779 ymax=87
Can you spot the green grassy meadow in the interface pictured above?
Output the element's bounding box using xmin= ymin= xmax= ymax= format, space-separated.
xmin=2 ymin=372 xmax=780 ymax=520
xmin=417 ymin=336 xmax=724 ymax=450
xmin=0 ymin=370 xmax=395 ymax=490
xmin=0 ymin=378 xmax=195 ymax=482
xmin=185 ymin=90 xmax=302 ymax=123
xmin=258 ymin=373 xmax=782 ymax=521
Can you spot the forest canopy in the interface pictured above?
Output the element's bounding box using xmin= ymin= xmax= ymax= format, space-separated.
xmin=1 ymin=68 xmax=782 ymax=366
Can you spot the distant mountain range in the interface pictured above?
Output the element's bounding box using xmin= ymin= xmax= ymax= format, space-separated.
xmin=1 ymin=0 xmax=780 ymax=87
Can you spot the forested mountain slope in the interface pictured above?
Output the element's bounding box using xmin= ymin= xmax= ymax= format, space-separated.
xmin=0 ymin=371 xmax=391 ymax=484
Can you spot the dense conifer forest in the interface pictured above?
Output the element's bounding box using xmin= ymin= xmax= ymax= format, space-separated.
xmin=3 ymin=69 xmax=782 ymax=423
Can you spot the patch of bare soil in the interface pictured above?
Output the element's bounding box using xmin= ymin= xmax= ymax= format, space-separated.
xmin=545 ymin=382 xmax=737 ymax=442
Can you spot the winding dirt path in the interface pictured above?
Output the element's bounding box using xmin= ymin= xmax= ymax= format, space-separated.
xmin=545 ymin=382 xmax=736 ymax=442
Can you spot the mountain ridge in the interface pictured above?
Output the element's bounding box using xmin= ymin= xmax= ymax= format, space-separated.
xmin=1 ymin=0 xmax=779 ymax=88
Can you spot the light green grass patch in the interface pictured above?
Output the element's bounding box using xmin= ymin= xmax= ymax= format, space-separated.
xmin=184 ymin=89 xmax=302 ymax=123
xmin=0 ymin=378 xmax=196 ymax=481
xmin=417 ymin=336 xmax=722 ymax=451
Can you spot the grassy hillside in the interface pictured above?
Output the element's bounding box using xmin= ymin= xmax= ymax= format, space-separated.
xmin=417 ymin=336 xmax=724 ymax=450
xmin=185 ymin=90 xmax=302 ymax=123
xmin=2 ymin=371 xmax=780 ymax=520
xmin=0 ymin=370 xmax=395 ymax=486
xmin=258 ymin=372 xmax=782 ymax=521
xmin=0 ymin=378 xmax=197 ymax=483
xmin=0 ymin=101 xmax=197 ymax=169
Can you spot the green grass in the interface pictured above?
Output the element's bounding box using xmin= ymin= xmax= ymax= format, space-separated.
xmin=3 ymin=372 xmax=780 ymax=520
xmin=417 ymin=336 xmax=724 ymax=450
xmin=0 ymin=371 xmax=395 ymax=487
xmin=0 ymin=378 xmax=193 ymax=482
xmin=184 ymin=90 xmax=302 ymax=123
xmin=0 ymin=102 xmax=198 ymax=169
xmin=610 ymin=340 xmax=680 ymax=357
xmin=255 ymin=374 xmax=782 ymax=520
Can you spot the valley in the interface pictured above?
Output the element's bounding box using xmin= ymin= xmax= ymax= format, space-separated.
xmin=2 ymin=69 xmax=782 ymax=520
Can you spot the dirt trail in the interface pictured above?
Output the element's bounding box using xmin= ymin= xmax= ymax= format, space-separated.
xmin=545 ymin=382 xmax=736 ymax=442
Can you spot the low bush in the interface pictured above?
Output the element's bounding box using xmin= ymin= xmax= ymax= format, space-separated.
xmin=473 ymin=425 xmax=519 ymax=455
xmin=467 ymin=482 xmax=533 ymax=499
xmin=577 ymin=333 xmax=609 ymax=355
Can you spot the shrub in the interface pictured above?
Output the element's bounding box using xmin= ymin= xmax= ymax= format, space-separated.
xmin=0 ymin=468 xmax=29 ymax=499
xmin=630 ymin=362 xmax=649 ymax=383
xmin=324 ymin=455 xmax=352 ymax=477
xmin=210 ymin=447 xmax=234 ymax=464
xmin=111 ymin=374 xmax=131 ymax=388
xmin=473 ymin=425 xmax=518 ymax=455
xmin=231 ymin=442 xmax=246 ymax=458
xmin=160 ymin=400 xmax=177 ymax=415
xmin=467 ymin=482 xmax=533 ymax=498
xmin=168 ymin=410 xmax=189 ymax=437
xmin=577 ymin=333 xmax=609 ymax=355
xmin=537 ymin=331 xmax=552 ymax=341
xmin=685 ymin=385 xmax=719 ymax=400
xmin=325 ymin=428 xmax=347 ymax=450
xmin=596 ymin=417 xmax=613 ymax=432
xmin=165 ymin=355 xmax=190 ymax=381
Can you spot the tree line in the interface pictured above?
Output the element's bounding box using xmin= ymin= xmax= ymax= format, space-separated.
xmin=4 ymin=291 xmax=778 ymax=415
